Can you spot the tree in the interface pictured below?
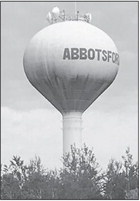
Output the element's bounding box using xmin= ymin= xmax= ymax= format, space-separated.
xmin=1 ymin=173 xmax=22 ymax=199
xmin=1 ymin=156 xmax=61 ymax=199
xmin=1 ymin=146 xmax=138 ymax=200
xmin=103 ymin=159 xmax=127 ymax=199
xmin=103 ymin=147 xmax=139 ymax=200
xmin=59 ymin=144 xmax=103 ymax=199
xmin=1 ymin=156 xmax=28 ymax=199
xmin=122 ymin=147 xmax=139 ymax=199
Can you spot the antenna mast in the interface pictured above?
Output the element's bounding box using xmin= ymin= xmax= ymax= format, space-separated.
xmin=74 ymin=1 xmax=77 ymax=15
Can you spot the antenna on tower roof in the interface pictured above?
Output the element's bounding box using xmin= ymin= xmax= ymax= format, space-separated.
xmin=85 ymin=13 xmax=92 ymax=23
xmin=46 ymin=12 xmax=53 ymax=24
xmin=46 ymin=6 xmax=92 ymax=24
xmin=52 ymin=7 xmax=60 ymax=18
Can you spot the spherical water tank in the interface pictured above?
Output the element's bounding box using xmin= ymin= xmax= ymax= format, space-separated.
xmin=23 ymin=21 xmax=119 ymax=153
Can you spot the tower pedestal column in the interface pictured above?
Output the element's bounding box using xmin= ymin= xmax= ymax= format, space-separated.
xmin=62 ymin=112 xmax=82 ymax=155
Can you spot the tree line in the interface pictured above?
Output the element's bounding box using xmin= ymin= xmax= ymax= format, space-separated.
xmin=1 ymin=145 xmax=139 ymax=199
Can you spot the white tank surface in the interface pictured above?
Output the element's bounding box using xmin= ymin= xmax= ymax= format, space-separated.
xmin=23 ymin=20 xmax=119 ymax=154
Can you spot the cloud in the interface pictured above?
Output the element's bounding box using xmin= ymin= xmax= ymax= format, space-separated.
xmin=83 ymin=107 xmax=138 ymax=169
xmin=2 ymin=106 xmax=138 ymax=170
xmin=1 ymin=107 xmax=62 ymax=169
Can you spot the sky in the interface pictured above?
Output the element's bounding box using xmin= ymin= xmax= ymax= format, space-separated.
xmin=1 ymin=2 xmax=138 ymax=170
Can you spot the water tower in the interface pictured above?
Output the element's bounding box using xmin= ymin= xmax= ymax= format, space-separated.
xmin=23 ymin=7 xmax=119 ymax=154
